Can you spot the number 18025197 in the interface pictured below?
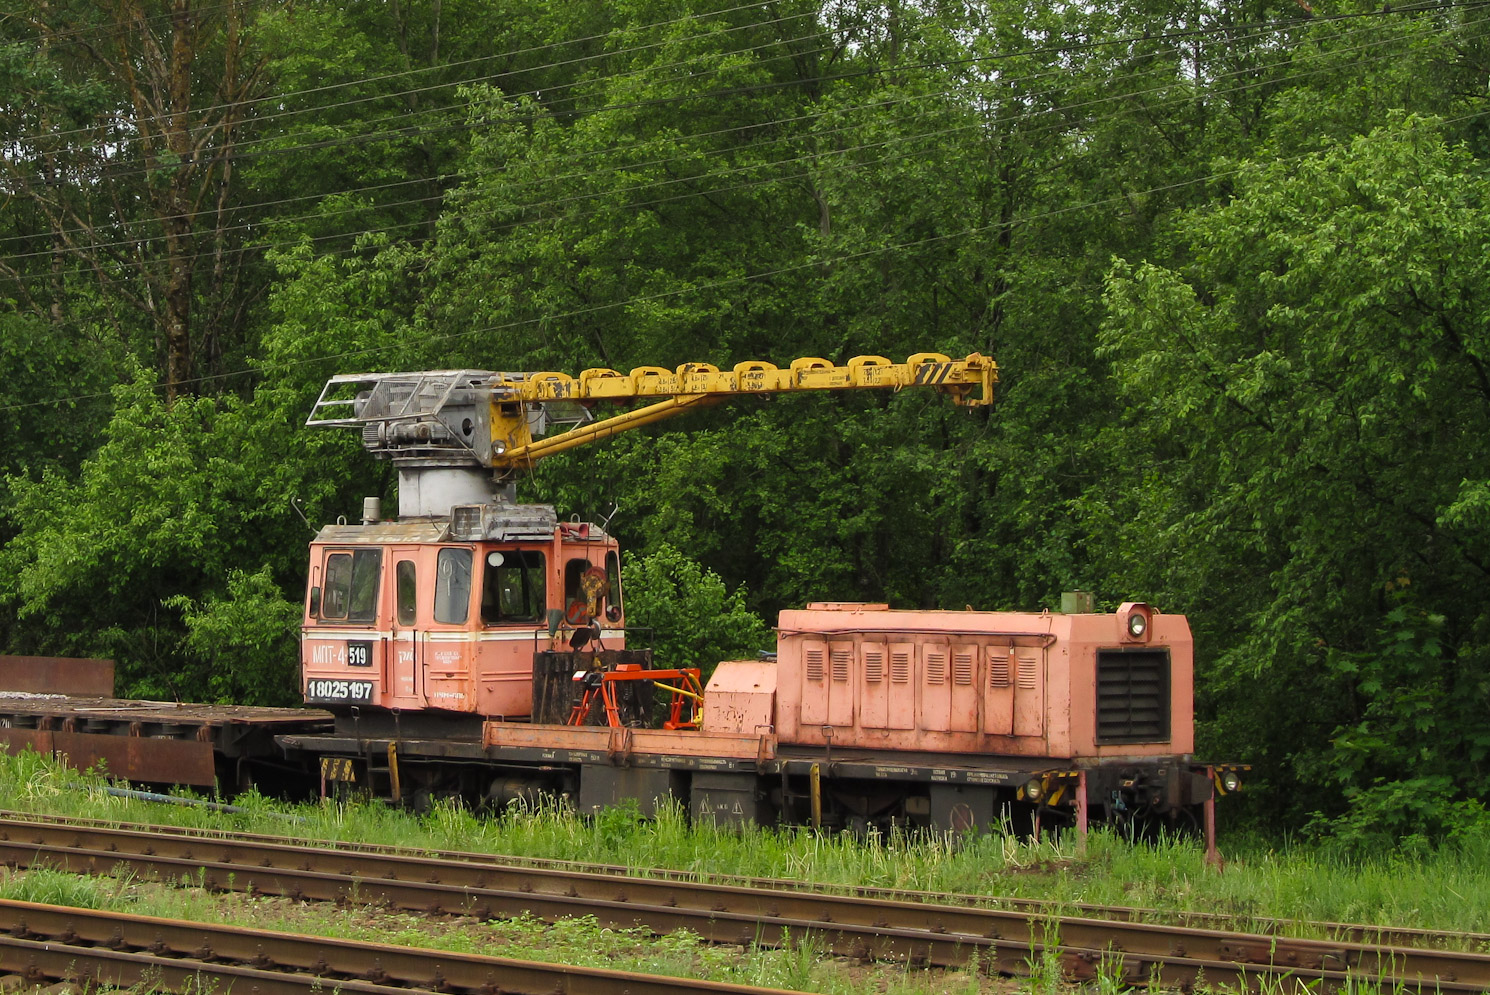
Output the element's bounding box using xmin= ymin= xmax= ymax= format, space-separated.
xmin=306 ymin=679 xmax=373 ymax=701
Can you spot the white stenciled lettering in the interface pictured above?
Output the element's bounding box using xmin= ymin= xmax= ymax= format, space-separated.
xmin=307 ymin=679 xmax=374 ymax=701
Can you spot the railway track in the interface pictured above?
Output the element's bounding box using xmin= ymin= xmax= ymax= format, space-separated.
xmin=10 ymin=809 xmax=1482 ymax=952
xmin=0 ymin=897 xmax=800 ymax=995
xmin=0 ymin=813 xmax=1485 ymax=991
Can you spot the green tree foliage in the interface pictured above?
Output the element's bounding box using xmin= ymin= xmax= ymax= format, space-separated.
xmin=620 ymin=544 xmax=771 ymax=678
xmin=0 ymin=0 xmax=273 ymax=398
xmin=0 ymin=313 xmax=116 ymax=480
xmin=0 ymin=371 xmax=340 ymax=701
xmin=1101 ymin=117 xmax=1490 ymax=835
xmin=165 ymin=567 xmax=301 ymax=704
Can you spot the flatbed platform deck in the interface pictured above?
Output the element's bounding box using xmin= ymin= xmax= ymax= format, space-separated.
xmin=0 ymin=693 xmax=331 ymax=787
xmin=276 ymin=723 xmax=1067 ymax=786
xmin=0 ymin=694 xmax=331 ymax=727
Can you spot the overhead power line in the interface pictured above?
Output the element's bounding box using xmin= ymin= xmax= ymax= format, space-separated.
xmin=1 ymin=3 xmax=1478 ymax=275
xmin=8 ymin=0 xmax=1476 ymax=162
xmin=13 ymin=0 xmax=823 ymax=150
xmin=3 ymin=103 xmax=1478 ymax=417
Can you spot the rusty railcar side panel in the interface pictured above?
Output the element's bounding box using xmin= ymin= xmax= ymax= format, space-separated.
xmin=50 ymin=732 xmax=218 ymax=786
xmin=0 ymin=698 xmax=331 ymax=788
xmin=0 ymin=729 xmax=54 ymax=757
xmin=0 ymin=656 xmax=115 ymax=696
xmin=0 ymin=728 xmax=217 ymax=786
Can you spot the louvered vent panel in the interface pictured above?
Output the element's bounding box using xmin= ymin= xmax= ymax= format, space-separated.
xmin=926 ymin=651 xmax=947 ymax=686
xmin=864 ymin=649 xmax=884 ymax=683
xmin=989 ymin=652 xmax=1011 ymax=687
xmin=1096 ymin=649 xmax=1171 ymax=744
xmin=805 ymin=648 xmax=825 ymax=683
xmin=953 ymin=652 xmax=974 ymax=686
xmin=831 ymin=648 xmax=851 ymax=682
xmin=890 ymin=652 xmax=911 ymax=684
xmin=1017 ymin=653 xmax=1038 ymax=690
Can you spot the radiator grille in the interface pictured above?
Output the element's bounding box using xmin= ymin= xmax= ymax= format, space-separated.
xmin=1096 ymin=649 xmax=1170 ymax=743
xmin=805 ymin=648 xmax=824 ymax=683
xmin=1017 ymin=653 xmax=1039 ymax=690
xmin=925 ymin=651 xmax=946 ymax=686
xmin=953 ymin=652 xmax=974 ymax=686
xmin=830 ymin=648 xmax=851 ymax=682
xmin=989 ymin=651 xmax=1010 ymax=687
xmin=890 ymin=651 xmax=911 ymax=684
xmin=450 ymin=505 xmax=482 ymax=540
xmin=864 ymin=649 xmax=884 ymax=683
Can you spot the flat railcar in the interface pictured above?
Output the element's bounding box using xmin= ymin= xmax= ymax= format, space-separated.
xmin=0 ymin=656 xmax=328 ymax=792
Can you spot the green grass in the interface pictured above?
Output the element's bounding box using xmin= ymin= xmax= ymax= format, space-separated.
xmin=2 ymin=748 xmax=1488 ymax=942
xmin=0 ymin=865 xmax=113 ymax=908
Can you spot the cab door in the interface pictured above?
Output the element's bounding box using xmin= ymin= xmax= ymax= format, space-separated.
xmin=424 ymin=545 xmax=478 ymax=712
xmin=387 ymin=546 xmax=423 ymax=708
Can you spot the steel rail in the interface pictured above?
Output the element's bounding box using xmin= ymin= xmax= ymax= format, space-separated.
xmin=0 ymin=898 xmax=802 ymax=995
xmin=27 ymin=808 xmax=1488 ymax=951
xmin=8 ymin=809 xmax=1482 ymax=951
xmin=0 ymin=815 xmax=1484 ymax=991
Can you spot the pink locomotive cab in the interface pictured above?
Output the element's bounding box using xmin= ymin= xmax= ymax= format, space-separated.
xmin=303 ymin=506 xmax=624 ymax=718
xmin=297 ymin=369 xmax=653 ymax=745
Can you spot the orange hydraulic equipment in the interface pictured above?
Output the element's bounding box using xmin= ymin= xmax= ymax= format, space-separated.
xmin=567 ymin=664 xmax=704 ymax=730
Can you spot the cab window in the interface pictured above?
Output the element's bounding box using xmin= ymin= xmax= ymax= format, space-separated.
xmin=396 ymin=560 xmax=417 ymax=626
xmin=321 ymin=549 xmax=381 ymax=622
xmin=434 ymin=548 xmax=473 ymax=624
xmin=322 ymin=554 xmax=351 ymax=619
xmin=481 ymin=550 xmax=546 ymax=624
xmin=565 ymin=556 xmax=611 ymax=620
xmin=348 ymin=549 xmax=381 ymax=622
xmin=605 ymin=550 xmax=622 ymax=613
xmin=564 ymin=558 xmax=590 ymax=605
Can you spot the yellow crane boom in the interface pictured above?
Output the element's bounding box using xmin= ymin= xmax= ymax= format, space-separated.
xmin=308 ymin=352 xmax=996 ymax=476
xmin=510 ymin=353 xmax=995 ymax=402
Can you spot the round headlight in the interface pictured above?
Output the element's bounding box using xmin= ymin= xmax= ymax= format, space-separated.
xmin=1023 ymin=777 xmax=1044 ymax=803
xmin=1221 ymin=770 xmax=1242 ymax=793
xmin=1127 ymin=613 xmax=1147 ymax=637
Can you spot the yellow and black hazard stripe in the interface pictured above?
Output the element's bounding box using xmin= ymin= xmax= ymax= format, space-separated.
xmin=913 ymin=362 xmax=955 ymax=385
xmin=320 ymin=757 xmax=357 ymax=783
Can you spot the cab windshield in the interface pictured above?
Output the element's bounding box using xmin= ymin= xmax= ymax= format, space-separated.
xmin=482 ymin=549 xmax=546 ymax=624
